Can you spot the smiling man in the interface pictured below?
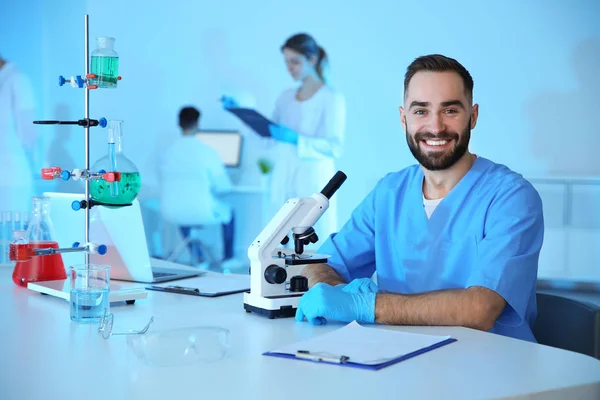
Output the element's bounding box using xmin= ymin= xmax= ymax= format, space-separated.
xmin=296 ymin=54 xmax=545 ymax=342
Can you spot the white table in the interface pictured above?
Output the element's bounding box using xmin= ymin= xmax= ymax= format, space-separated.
xmin=1 ymin=268 xmax=599 ymax=400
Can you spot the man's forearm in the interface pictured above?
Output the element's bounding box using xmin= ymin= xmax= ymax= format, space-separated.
xmin=375 ymin=286 xmax=506 ymax=331
xmin=301 ymin=263 xmax=346 ymax=287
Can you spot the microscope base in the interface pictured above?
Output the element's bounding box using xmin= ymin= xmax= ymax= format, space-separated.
xmin=243 ymin=292 xmax=303 ymax=319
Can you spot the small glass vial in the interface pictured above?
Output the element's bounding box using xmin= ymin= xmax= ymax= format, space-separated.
xmin=9 ymin=230 xmax=30 ymax=262
xmin=13 ymin=211 xmax=21 ymax=231
xmin=90 ymin=37 xmax=120 ymax=89
xmin=23 ymin=211 xmax=30 ymax=232
xmin=3 ymin=212 xmax=12 ymax=263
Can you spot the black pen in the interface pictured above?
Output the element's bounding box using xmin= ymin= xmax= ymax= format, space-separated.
xmin=295 ymin=350 xmax=350 ymax=364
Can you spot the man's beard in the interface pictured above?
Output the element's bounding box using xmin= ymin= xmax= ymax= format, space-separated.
xmin=406 ymin=123 xmax=471 ymax=171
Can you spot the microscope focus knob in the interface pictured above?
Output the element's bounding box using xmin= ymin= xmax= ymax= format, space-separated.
xmin=264 ymin=265 xmax=287 ymax=285
xmin=290 ymin=275 xmax=308 ymax=292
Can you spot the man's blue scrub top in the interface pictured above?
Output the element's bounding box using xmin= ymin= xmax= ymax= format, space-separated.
xmin=319 ymin=157 xmax=544 ymax=342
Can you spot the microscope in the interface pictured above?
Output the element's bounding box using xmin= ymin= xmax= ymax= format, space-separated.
xmin=243 ymin=171 xmax=347 ymax=319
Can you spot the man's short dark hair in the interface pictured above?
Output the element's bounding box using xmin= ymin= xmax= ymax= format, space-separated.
xmin=404 ymin=54 xmax=474 ymax=102
xmin=179 ymin=106 xmax=201 ymax=130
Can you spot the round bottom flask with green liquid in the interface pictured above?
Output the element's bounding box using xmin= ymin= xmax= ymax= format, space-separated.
xmin=91 ymin=120 xmax=141 ymax=207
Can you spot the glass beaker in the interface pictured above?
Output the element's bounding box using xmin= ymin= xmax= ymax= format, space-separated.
xmin=12 ymin=197 xmax=66 ymax=287
xmin=9 ymin=230 xmax=29 ymax=263
xmin=90 ymin=37 xmax=119 ymax=88
xmin=69 ymin=264 xmax=111 ymax=324
xmin=90 ymin=120 xmax=141 ymax=207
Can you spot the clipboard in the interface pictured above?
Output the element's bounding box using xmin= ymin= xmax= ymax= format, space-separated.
xmin=263 ymin=321 xmax=457 ymax=371
xmin=225 ymin=107 xmax=276 ymax=137
xmin=146 ymin=285 xmax=248 ymax=298
xmin=144 ymin=273 xmax=250 ymax=298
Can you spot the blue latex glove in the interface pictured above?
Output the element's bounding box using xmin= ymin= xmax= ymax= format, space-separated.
xmin=337 ymin=278 xmax=379 ymax=294
xmin=268 ymin=124 xmax=299 ymax=145
xmin=220 ymin=96 xmax=239 ymax=109
xmin=295 ymin=283 xmax=376 ymax=326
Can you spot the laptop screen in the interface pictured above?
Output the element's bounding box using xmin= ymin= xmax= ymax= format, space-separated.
xmin=196 ymin=130 xmax=242 ymax=167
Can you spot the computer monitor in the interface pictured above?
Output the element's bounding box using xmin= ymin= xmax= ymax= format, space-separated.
xmin=196 ymin=130 xmax=242 ymax=167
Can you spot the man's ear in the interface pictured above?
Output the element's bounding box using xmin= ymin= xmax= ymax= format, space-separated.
xmin=471 ymin=104 xmax=479 ymax=130
xmin=399 ymin=106 xmax=406 ymax=130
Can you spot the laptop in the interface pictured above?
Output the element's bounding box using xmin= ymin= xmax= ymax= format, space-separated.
xmin=45 ymin=192 xmax=202 ymax=283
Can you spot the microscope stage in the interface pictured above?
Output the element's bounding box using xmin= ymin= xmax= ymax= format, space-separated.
xmin=281 ymin=253 xmax=330 ymax=265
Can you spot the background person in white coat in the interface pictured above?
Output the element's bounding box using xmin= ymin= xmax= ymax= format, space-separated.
xmin=159 ymin=106 xmax=235 ymax=265
xmin=0 ymin=55 xmax=37 ymax=212
xmin=267 ymin=33 xmax=346 ymax=242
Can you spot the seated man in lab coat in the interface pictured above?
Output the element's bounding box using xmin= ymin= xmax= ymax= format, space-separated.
xmin=159 ymin=106 xmax=234 ymax=264
xmin=296 ymin=54 xmax=544 ymax=343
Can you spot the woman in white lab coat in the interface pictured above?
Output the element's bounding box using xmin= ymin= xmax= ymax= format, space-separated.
xmin=268 ymin=33 xmax=346 ymax=241
xmin=0 ymin=57 xmax=36 ymax=212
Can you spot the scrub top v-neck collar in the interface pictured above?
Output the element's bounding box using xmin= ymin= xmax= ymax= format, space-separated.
xmin=409 ymin=156 xmax=489 ymax=239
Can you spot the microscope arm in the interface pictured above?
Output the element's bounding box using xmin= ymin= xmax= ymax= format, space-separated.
xmin=247 ymin=172 xmax=347 ymax=298
xmin=248 ymin=171 xmax=347 ymax=264
xmin=248 ymin=194 xmax=327 ymax=263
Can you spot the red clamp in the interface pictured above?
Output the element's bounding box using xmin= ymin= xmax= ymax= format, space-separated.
xmin=83 ymin=74 xmax=100 ymax=90
xmin=102 ymin=172 xmax=121 ymax=182
xmin=42 ymin=167 xmax=62 ymax=180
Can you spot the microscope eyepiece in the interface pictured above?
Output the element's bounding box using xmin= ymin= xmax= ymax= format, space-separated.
xmin=320 ymin=171 xmax=347 ymax=199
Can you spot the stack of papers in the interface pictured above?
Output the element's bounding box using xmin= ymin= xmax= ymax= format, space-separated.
xmin=265 ymin=321 xmax=456 ymax=370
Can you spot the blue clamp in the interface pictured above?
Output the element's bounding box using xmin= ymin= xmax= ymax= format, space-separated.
xmin=98 ymin=117 xmax=107 ymax=128
xmin=57 ymin=75 xmax=84 ymax=88
xmin=71 ymin=200 xmax=82 ymax=211
xmin=71 ymin=242 xmax=107 ymax=255
xmin=61 ymin=170 xmax=71 ymax=181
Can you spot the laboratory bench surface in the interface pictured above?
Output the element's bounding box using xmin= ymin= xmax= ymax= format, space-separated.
xmin=1 ymin=267 xmax=600 ymax=400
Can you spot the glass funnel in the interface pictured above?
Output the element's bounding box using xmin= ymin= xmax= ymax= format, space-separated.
xmin=12 ymin=196 xmax=66 ymax=287
xmin=91 ymin=120 xmax=141 ymax=207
